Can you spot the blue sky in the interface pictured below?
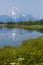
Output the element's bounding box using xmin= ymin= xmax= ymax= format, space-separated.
xmin=0 ymin=0 xmax=43 ymax=18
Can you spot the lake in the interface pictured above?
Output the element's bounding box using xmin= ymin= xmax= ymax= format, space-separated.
xmin=0 ymin=28 xmax=43 ymax=47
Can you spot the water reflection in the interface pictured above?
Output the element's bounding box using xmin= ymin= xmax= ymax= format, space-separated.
xmin=36 ymin=29 xmax=43 ymax=33
xmin=0 ymin=28 xmax=43 ymax=47
xmin=8 ymin=29 xmax=17 ymax=41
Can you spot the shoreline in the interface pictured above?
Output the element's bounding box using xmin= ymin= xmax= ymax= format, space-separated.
xmin=0 ymin=36 xmax=43 ymax=65
xmin=0 ymin=23 xmax=43 ymax=30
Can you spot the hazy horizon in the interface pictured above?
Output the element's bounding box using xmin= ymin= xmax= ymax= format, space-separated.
xmin=0 ymin=0 xmax=43 ymax=19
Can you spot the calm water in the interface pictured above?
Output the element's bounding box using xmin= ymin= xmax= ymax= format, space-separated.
xmin=0 ymin=28 xmax=43 ymax=47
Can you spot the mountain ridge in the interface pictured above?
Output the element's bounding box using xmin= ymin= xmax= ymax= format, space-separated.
xmin=0 ymin=7 xmax=37 ymax=22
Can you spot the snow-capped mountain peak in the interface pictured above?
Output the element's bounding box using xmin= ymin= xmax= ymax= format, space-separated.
xmin=9 ymin=7 xmax=17 ymax=14
xmin=0 ymin=7 xmax=37 ymax=22
xmin=8 ymin=7 xmax=26 ymax=21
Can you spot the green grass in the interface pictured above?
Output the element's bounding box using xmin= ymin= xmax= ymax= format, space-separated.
xmin=0 ymin=19 xmax=43 ymax=29
xmin=0 ymin=36 xmax=43 ymax=65
xmin=13 ymin=24 xmax=43 ymax=30
xmin=0 ymin=23 xmax=43 ymax=30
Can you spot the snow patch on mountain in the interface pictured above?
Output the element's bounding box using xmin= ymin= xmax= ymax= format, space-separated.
xmin=0 ymin=7 xmax=37 ymax=22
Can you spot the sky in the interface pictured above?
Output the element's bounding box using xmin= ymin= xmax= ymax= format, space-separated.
xmin=0 ymin=0 xmax=43 ymax=18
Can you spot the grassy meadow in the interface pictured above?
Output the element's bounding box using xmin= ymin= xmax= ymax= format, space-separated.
xmin=0 ymin=36 xmax=43 ymax=65
xmin=0 ymin=20 xmax=43 ymax=65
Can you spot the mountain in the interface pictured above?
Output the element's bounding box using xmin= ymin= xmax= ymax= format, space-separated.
xmin=25 ymin=14 xmax=37 ymax=21
xmin=8 ymin=7 xmax=37 ymax=22
xmin=0 ymin=15 xmax=14 ymax=22
xmin=0 ymin=7 xmax=37 ymax=22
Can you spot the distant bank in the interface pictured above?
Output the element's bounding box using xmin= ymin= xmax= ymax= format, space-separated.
xmin=0 ymin=19 xmax=43 ymax=29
